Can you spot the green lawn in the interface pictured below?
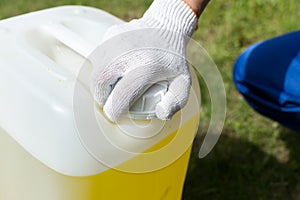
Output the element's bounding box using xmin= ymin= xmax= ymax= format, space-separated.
xmin=1 ymin=0 xmax=300 ymax=199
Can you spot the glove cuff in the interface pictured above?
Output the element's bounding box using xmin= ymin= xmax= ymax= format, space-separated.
xmin=143 ymin=0 xmax=198 ymax=37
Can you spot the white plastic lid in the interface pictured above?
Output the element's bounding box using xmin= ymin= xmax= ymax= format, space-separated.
xmin=128 ymin=81 xmax=168 ymax=120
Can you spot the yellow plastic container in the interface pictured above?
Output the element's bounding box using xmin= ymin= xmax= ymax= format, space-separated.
xmin=0 ymin=6 xmax=200 ymax=200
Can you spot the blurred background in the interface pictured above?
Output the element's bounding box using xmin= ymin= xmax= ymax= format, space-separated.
xmin=1 ymin=0 xmax=299 ymax=199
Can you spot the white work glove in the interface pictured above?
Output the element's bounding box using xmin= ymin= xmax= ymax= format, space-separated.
xmin=91 ymin=0 xmax=198 ymax=122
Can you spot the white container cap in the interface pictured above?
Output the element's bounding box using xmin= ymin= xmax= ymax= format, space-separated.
xmin=128 ymin=81 xmax=168 ymax=120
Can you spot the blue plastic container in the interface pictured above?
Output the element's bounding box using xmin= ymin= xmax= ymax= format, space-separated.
xmin=233 ymin=30 xmax=300 ymax=132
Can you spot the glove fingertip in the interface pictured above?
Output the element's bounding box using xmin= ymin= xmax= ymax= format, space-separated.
xmin=155 ymin=103 xmax=173 ymax=121
xmin=92 ymin=84 xmax=109 ymax=108
xmin=103 ymin=103 xmax=120 ymax=123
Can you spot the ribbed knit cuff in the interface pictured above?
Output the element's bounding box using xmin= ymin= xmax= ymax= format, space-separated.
xmin=142 ymin=0 xmax=198 ymax=37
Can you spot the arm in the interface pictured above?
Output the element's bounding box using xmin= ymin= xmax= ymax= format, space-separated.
xmin=186 ymin=0 xmax=210 ymax=17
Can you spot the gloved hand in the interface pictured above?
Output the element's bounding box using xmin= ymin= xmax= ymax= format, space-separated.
xmin=91 ymin=0 xmax=198 ymax=122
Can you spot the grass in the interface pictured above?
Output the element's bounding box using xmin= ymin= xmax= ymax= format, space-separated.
xmin=1 ymin=0 xmax=300 ymax=199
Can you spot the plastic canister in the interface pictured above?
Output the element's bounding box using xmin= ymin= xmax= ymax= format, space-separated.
xmin=0 ymin=6 xmax=200 ymax=200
